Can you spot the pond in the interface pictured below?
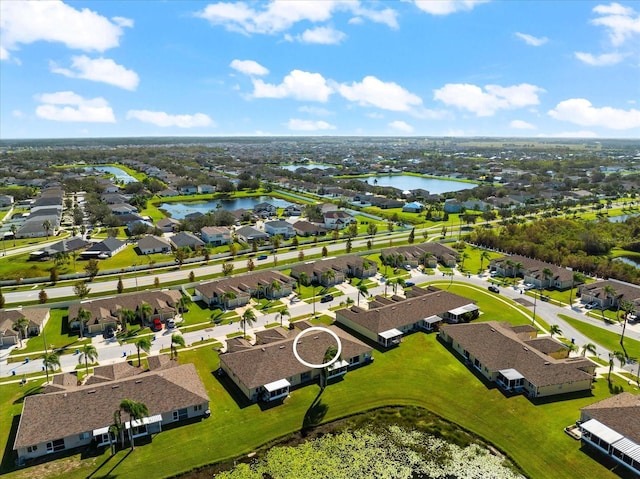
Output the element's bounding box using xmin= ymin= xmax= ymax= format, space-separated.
xmin=614 ymin=256 xmax=640 ymax=269
xmin=608 ymin=213 xmax=640 ymax=223
xmin=281 ymin=164 xmax=335 ymax=171
xmin=359 ymin=174 xmax=477 ymax=194
xmin=159 ymin=196 xmax=293 ymax=219
xmin=86 ymin=166 xmax=138 ymax=184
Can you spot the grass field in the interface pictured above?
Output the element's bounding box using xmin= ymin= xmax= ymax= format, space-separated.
xmin=558 ymin=314 xmax=640 ymax=360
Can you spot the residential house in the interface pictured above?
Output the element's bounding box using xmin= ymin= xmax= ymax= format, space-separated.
xmin=283 ymin=204 xmax=303 ymax=216
xmin=197 ymin=184 xmax=215 ymax=194
xmin=382 ymin=242 xmax=458 ymax=268
xmin=443 ymin=199 xmax=464 ymax=213
xmin=578 ymin=280 xmax=640 ymax=310
xmin=156 ymin=217 xmax=181 ymax=233
xmin=169 ymin=231 xmax=205 ymax=250
xmin=137 ymin=235 xmax=171 ymax=255
xmin=81 ymin=237 xmax=126 ymax=259
xmin=253 ymin=202 xmax=277 ymax=218
xmin=178 ymin=185 xmax=198 ymax=195
xmin=335 ymin=286 xmax=478 ymax=347
xmin=578 ymin=392 xmax=640 ymax=475
xmin=439 ymin=321 xmax=596 ymax=398
xmin=323 ymin=210 xmax=355 ymax=230
xmin=100 ymin=193 xmax=128 ymax=205
xmin=68 ymin=290 xmax=183 ymax=333
xmin=290 ymin=255 xmax=377 ymax=287
xmin=158 ymin=188 xmax=180 ymax=198
xmin=200 ymin=226 xmax=232 ymax=246
xmin=234 ymin=225 xmax=270 ymax=244
xmin=292 ymin=220 xmax=327 ymax=237
xmin=264 ymin=220 xmax=295 ymax=239
xmin=109 ymin=203 xmax=138 ymax=216
xmin=491 ymin=254 xmax=580 ymax=290
xmin=368 ymin=197 xmax=404 ymax=209
xmin=0 ymin=194 xmax=14 ymax=207
xmin=13 ymin=362 xmax=209 ymax=463
xmin=219 ymin=322 xmax=372 ymax=403
xmin=0 ymin=308 xmax=50 ymax=346
xmin=29 ymin=236 xmax=89 ymax=260
xmin=195 ymin=271 xmax=295 ymax=309
xmin=402 ymin=202 xmax=424 ymax=213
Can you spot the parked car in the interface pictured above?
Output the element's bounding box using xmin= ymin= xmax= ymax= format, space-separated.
xmin=103 ymin=327 xmax=115 ymax=339
xmin=585 ymin=302 xmax=598 ymax=310
xmin=166 ymin=319 xmax=176 ymax=329
xmin=405 ymin=281 xmax=415 ymax=287
xmin=320 ymin=294 xmax=334 ymax=303
xmin=257 ymin=254 xmax=268 ymax=260
xmin=151 ymin=318 xmax=163 ymax=331
xmin=488 ymin=285 xmax=500 ymax=293
xmin=404 ymin=264 xmax=412 ymax=271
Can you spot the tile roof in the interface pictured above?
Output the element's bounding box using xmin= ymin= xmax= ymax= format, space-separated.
xmin=220 ymin=324 xmax=371 ymax=390
xmin=14 ymin=363 xmax=209 ymax=450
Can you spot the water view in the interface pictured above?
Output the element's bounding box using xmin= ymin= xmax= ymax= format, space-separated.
xmin=159 ymin=196 xmax=293 ymax=219
xmin=86 ymin=165 xmax=138 ymax=184
xmin=281 ymin=164 xmax=335 ymax=171
xmin=360 ymin=174 xmax=476 ymax=194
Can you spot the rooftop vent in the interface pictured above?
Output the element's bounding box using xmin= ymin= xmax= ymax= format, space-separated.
xmin=112 ymin=385 xmax=119 ymax=389
xmin=261 ymin=348 xmax=265 ymax=352
xmin=523 ymin=347 xmax=528 ymax=351
xmin=544 ymin=361 xmax=550 ymax=365
xmin=135 ymin=380 xmax=142 ymax=384
xmin=88 ymin=390 xmax=96 ymax=394
xmin=279 ymin=346 xmax=285 ymax=349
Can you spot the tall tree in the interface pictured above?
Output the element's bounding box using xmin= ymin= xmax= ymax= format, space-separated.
xmin=38 ymin=289 xmax=48 ymax=304
xmin=479 ymin=250 xmax=491 ymax=273
xmin=42 ymin=219 xmax=52 ymax=240
xmin=78 ymin=343 xmax=98 ymax=376
xmin=367 ymin=222 xmax=378 ymax=237
xmin=297 ymin=272 xmax=309 ymax=292
xmin=608 ymin=351 xmax=626 ymax=383
xmin=76 ymin=307 xmax=91 ymax=338
xmin=170 ymin=333 xmax=185 ymax=359
xmin=241 ymin=309 xmax=257 ymax=338
xmin=134 ymin=337 xmax=152 ymax=367
xmin=357 ymin=282 xmax=369 ymax=306
xmin=270 ymin=280 xmax=282 ymax=299
xmin=320 ymin=345 xmax=341 ymax=389
xmin=139 ymin=302 xmax=153 ymax=326
xmin=74 ymin=281 xmax=91 ymax=301
xmin=541 ymin=267 xmax=553 ymax=289
xmin=549 ymin=324 xmax=562 ymax=338
xmin=118 ymin=399 xmax=149 ymax=451
xmin=278 ymin=308 xmax=291 ymax=327
xmin=42 ymin=351 xmax=60 ymax=384
xmin=568 ymin=272 xmax=585 ymax=307
xmin=13 ymin=316 xmax=30 ymax=348
xmin=581 ymin=343 xmax=597 ymax=357
xmin=117 ymin=276 xmax=124 ymax=294
xmin=322 ymin=269 xmax=336 ymax=286
xmin=84 ymin=258 xmax=100 ymax=281
xmin=407 ymin=228 xmax=415 ymax=244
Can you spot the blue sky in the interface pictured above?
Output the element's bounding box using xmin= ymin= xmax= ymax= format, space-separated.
xmin=1 ymin=0 xmax=639 ymax=139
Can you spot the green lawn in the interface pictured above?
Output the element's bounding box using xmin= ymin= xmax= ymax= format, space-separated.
xmin=558 ymin=314 xmax=640 ymax=360
xmin=0 ymin=323 xmax=630 ymax=479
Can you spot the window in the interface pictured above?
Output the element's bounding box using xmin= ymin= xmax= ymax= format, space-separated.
xmin=193 ymin=404 xmax=202 ymax=412
xmin=27 ymin=445 xmax=38 ymax=453
xmin=173 ymin=408 xmax=188 ymax=421
xmin=46 ymin=439 xmax=65 ymax=453
xmin=349 ymin=356 xmax=360 ymax=365
xmin=79 ymin=432 xmax=90 ymax=441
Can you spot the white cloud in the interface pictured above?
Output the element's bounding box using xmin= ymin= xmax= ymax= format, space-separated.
xmin=337 ymin=76 xmax=423 ymax=111
xmin=12 ymin=110 xmax=25 ymax=119
xmin=126 ymin=110 xmax=214 ymax=128
xmin=389 ymin=120 xmax=414 ymax=133
xmin=590 ymin=2 xmax=640 ymax=46
xmin=50 ymin=55 xmax=139 ymax=90
xmin=539 ymin=130 xmax=598 ymax=138
xmin=35 ymin=91 xmax=116 ymax=123
xmin=112 ymin=16 xmax=134 ymax=28
xmin=574 ymin=51 xmax=626 ymax=65
xmin=412 ymin=0 xmax=489 ymax=16
xmin=0 ymin=1 xmax=130 ymax=56
xmin=286 ymin=118 xmax=336 ymax=131
xmin=433 ymin=83 xmax=544 ymax=116
xmin=252 ymin=70 xmax=333 ymax=102
xmin=367 ymin=112 xmax=384 ymax=119
xmin=548 ymin=98 xmax=640 ymax=130
xmin=298 ymin=26 xmax=346 ymax=44
xmin=510 ymin=119 xmax=536 ymax=130
xmin=515 ymin=32 xmax=548 ymax=46
xmin=195 ymin=1 xmax=398 ymax=35
xmin=298 ymin=105 xmax=333 ymax=116
xmin=0 ymin=46 xmax=8 ymax=60
xmin=230 ymin=59 xmax=269 ymax=76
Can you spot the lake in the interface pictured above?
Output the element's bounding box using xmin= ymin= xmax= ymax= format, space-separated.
xmin=360 ymin=174 xmax=476 ymax=194
xmin=608 ymin=213 xmax=640 ymax=223
xmin=86 ymin=165 xmax=138 ymax=184
xmin=614 ymin=256 xmax=640 ymax=269
xmin=159 ymin=196 xmax=293 ymax=219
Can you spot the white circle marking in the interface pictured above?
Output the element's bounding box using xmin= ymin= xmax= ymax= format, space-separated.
xmin=292 ymin=326 xmax=342 ymax=369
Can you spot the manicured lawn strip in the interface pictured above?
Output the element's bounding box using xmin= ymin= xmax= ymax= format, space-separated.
xmin=558 ymin=314 xmax=640 ymax=360
xmin=1 ymin=334 xmax=625 ymax=479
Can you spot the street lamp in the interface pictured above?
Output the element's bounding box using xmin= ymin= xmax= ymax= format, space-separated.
xmin=532 ymin=286 xmax=540 ymax=326
xmin=133 ymin=263 xmax=139 ymax=291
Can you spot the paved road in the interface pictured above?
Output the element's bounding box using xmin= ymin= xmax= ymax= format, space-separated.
xmin=3 ymin=266 xmax=639 ymax=382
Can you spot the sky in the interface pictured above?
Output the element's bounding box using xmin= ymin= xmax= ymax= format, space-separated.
xmin=1 ymin=0 xmax=639 ymax=140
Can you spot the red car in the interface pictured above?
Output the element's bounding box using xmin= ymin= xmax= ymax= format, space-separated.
xmin=151 ymin=318 xmax=163 ymax=331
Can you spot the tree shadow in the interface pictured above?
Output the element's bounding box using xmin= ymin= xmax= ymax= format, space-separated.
xmin=301 ymin=389 xmax=328 ymax=435
xmin=211 ymin=369 xmax=252 ymax=409
xmin=0 ymin=415 xmax=20 ymax=473
xmin=90 ymin=449 xmax=132 ymax=479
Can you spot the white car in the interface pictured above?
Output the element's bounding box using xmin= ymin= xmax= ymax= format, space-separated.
xmin=404 ymin=265 xmax=412 ymax=271
xmin=166 ymin=319 xmax=176 ymax=329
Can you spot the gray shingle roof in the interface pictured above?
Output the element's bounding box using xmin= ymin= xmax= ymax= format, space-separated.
xmin=581 ymin=392 xmax=640 ymax=442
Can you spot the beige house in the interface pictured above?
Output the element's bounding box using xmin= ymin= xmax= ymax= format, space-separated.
xmin=382 ymin=242 xmax=459 ymax=268
xmin=219 ymin=322 xmax=373 ymax=403
xmin=290 ymin=255 xmax=377 ymax=287
xmin=13 ymin=362 xmax=209 ymax=464
xmin=490 ymin=254 xmax=579 ymax=290
xmin=335 ymin=286 xmax=478 ymax=347
xmin=0 ymin=308 xmax=50 ymax=346
xmin=439 ymin=321 xmax=596 ymax=398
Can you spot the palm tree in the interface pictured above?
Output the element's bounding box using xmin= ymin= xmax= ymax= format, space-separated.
xmin=120 ymin=307 xmax=136 ymax=329
xmin=170 ymin=333 xmax=185 ymax=359
xmin=78 ymin=343 xmax=98 ymax=376
xmin=270 ymin=280 xmax=282 ymax=299
xmin=568 ymin=272 xmax=585 ymax=308
xmin=504 ymin=259 xmax=514 ymax=279
xmin=297 ymin=272 xmax=309 ymax=292
xmin=322 ymin=269 xmax=336 ymax=286
xmin=134 ymin=337 xmax=152 ymax=367
xmin=460 ymin=252 xmax=470 ymax=272
xmin=220 ymin=291 xmax=236 ymax=310
xmin=479 ymin=250 xmax=491 ymax=274
xmin=541 ymin=267 xmax=553 ymax=290
xmin=581 ymin=343 xmax=597 ymax=357
xmin=514 ymin=262 xmax=524 ymax=281
xmin=278 ymin=308 xmax=291 ymax=327
xmin=76 ymin=307 xmax=91 ymax=338
xmin=357 ymin=282 xmax=369 ymax=306
xmin=320 ymin=345 xmax=341 ymax=389
xmin=42 ymin=219 xmax=52 ymax=240
xmin=549 ymin=324 xmax=562 ymax=338
xmin=10 ymin=224 xmax=17 ymax=247
xmin=241 ymin=309 xmax=257 ymax=338
xmin=619 ymin=299 xmax=634 ymax=354
xmin=608 ymin=351 xmax=626 ymax=383
xmin=118 ymin=399 xmax=149 ymax=451
xmin=42 ymin=351 xmax=60 ymax=383
xmin=13 ymin=316 xmax=30 ymax=348
xmin=139 ymin=302 xmax=152 ymax=326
